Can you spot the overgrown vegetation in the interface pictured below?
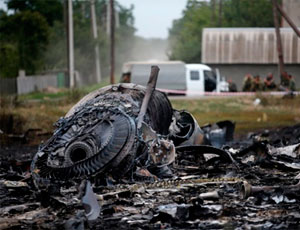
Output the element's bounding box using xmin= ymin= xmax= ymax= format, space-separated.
xmin=0 ymin=0 xmax=135 ymax=80
xmin=18 ymin=80 xmax=110 ymax=102
xmin=171 ymin=95 xmax=300 ymax=135
xmin=1 ymin=92 xmax=299 ymax=137
xmin=168 ymin=0 xmax=279 ymax=62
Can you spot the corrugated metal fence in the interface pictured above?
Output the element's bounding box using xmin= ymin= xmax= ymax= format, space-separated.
xmin=0 ymin=73 xmax=68 ymax=95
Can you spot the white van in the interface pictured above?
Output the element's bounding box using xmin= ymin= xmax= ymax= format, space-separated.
xmin=121 ymin=61 xmax=228 ymax=95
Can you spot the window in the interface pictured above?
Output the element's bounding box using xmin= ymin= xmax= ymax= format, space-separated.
xmin=204 ymin=70 xmax=216 ymax=80
xmin=190 ymin=71 xmax=200 ymax=80
xmin=204 ymin=70 xmax=216 ymax=91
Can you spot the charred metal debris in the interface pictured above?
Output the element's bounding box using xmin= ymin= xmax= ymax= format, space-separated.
xmin=31 ymin=67 xmax=235 ymax=186
xmin=1 ymin=66 xmax=300 ymax=229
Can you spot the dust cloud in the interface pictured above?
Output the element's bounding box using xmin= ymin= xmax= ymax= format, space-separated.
xmin=128 ymin=37 xmax=169 ymax=62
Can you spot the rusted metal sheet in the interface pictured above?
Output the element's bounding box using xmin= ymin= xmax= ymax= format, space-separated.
xmin=202 ymin=28 xmax=300 ymax=64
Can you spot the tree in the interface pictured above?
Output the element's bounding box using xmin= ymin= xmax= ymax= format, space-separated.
xmin=168 ymin=0 xmax=211 ymax=62
xmin=42 ymin=0 xmax=136 ymax=83
xmin=0 ymin=42 xmax=19 ymax=78
xmin=222 ymin=0 xmax=274 ymax=27
xmin=168 ymin=0 xmax=277 ymax=63
xmin=6 ymin=0 xmax=63 ymax=26
xmin=0 ymin=0 xmax=136 ymax=81
xmin=0 ymin=11 xmax=49 ymax=77
xmin=0 ymin=0 xmax=62 ymax=78
xmin=115 ymin=2 xmax=136 ymax=75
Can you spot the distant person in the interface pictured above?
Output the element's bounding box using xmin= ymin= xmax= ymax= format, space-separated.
xmin=242 ymin=74 xmax=253 ymax=92
xmin=251 ymin=75 xmax=263 ymax=92
xmin=227 ymin=79 xmax=237 ymax=92
xmin=289 ymin=75 xmax=296 ymax=91
xmin=263 ymin=73 xmax=277 ymax=91
xmin=281 ymin=71 xmax=290 ymax=87
xmin=279 ymin=71 xmax=291 ymax=91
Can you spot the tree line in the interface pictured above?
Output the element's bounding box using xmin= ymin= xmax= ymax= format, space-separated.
xmin=168 ymin=0 xmax=280 ymax=63
xmin=0 ymin=0 xmax=135 ymax=82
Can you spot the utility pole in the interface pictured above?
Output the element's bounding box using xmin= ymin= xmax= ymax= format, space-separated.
xmin=272 ymin=0 xmax=285 ymax=79
xmin=90 ymin=0 xmax=102 ymax=83
xmin=218 ymin=0 xmax=223 ymax=27
xmin=109 ymin=0 xmax=115 ymax=84
xmin=210 ymin=0 xmax=216 ymax=26
xmin=106 ymin=1 xmax=110 ymax=35
xmin=67 ymin=0 xmax=75 ymax=88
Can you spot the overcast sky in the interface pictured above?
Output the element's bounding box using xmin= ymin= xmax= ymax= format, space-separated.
xmin=0 ymin=0 xmax=6 ymax=10
xmin=0 ymin=0 xmax=188 ymax=39
xmin=118 ymin=0 xmax=187 ymax=39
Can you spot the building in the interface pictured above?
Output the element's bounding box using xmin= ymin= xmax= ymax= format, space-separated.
xmin=202 ymin=27 xmax=300 ymax=90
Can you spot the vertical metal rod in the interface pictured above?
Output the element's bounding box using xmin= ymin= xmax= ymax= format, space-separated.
xmin=272 ymin=0 xmax=285 ymax=80
xmin=137 ymin=66 xmax=160 ymax=130
xmin=68 ymin=0 xmax=75 ymax=88
xmin=217 ymin=0 xmax=222 ymax=27
xmin=210 ymin=0 xmax=216 ymax=26
xmin=110 ymin=0 xmax=115 ymax=84
xmin=275 ymin=2 xmax=300 ymax=38
xmin=64 ymin=0 xmax=69 ymax=85
xmin=106 ymin=1 xmax=110 ymax=35
xmin=90 ymin=0 xmax=102 ymax=83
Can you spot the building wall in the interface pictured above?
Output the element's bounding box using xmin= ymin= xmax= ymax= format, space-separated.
xmin=282 ymin=0 xmax=300 ymax=28
xmin=209 ymin=64 xmax=300 ymax=91
xmin=202 ymin=28 xmax=300 ymax=64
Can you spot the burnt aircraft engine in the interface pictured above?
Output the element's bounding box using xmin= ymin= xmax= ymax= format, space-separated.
xmin=31 ymin=83 xmax=201 ymax=185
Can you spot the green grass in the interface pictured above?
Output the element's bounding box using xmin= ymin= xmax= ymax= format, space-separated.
xmin=1 ymin=80 xmax=112 ymax=134
xmin=82 ymin=80 xmax=110 ymax=92
xmin=171 ymin=95 xmax=300 ymax=135
xmin=18 ymin=79 xmax=111 ymax=102
xmin=2 ymin=89 xmax=300 ymax=137
xmin=18 ymin=90 xmax=68 ymax=101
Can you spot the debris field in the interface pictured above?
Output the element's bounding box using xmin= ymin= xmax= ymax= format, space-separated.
xmin=1 ymin=71 xmax=300 ymax=229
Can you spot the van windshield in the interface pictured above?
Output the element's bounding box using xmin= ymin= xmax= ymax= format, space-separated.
xmin=204 ymin=70 xmax=216 ymax=91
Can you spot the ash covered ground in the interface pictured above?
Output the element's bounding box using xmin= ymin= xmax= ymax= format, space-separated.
xmin=1 ymin=124 xmax=300 ymax=230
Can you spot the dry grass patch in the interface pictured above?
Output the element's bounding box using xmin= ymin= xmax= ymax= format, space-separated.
xmin=1 ymin=94 xmax=299 ymax=136
xmin=171 ymin=95 xmax=300 ymax=135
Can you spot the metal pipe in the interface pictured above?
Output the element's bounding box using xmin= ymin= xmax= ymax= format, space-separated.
xmin=241 ymin=180 xmax=300 ymax=199
xmin=272 ymin=0 xmax=285 ymax=79
xmin=275 ymin=2 xmax=300 ymax=38
xmin=90 ymin=0 xmax=102 ymax=83
xmin=67 ymin=0 xmax=75 ymax=88
xmin=137 ymin=66 xmax=160 ymax=130
xmin=217 ymin=0 xmax=222 ymax=27
xmin=199 ymin=190 xmax=220 ymax=200
xmin=109 ymin=0 xmax=115 ymax=84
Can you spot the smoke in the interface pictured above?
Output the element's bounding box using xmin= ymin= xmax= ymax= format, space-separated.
xmin=127 ymin=36 xmax=169 ymax=62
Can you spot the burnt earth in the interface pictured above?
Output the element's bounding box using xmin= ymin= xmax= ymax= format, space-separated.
xmin=1 ymin=124 xmax=300 ymax=229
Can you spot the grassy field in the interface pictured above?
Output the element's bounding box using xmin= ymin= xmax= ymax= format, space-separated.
xmin=171 ymin=95 xmax=300 ymax=135
xmin=17 ymin=80 xmax=110 ymax=102
xmin=1 ymin=89 xmax=300 ymax=137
